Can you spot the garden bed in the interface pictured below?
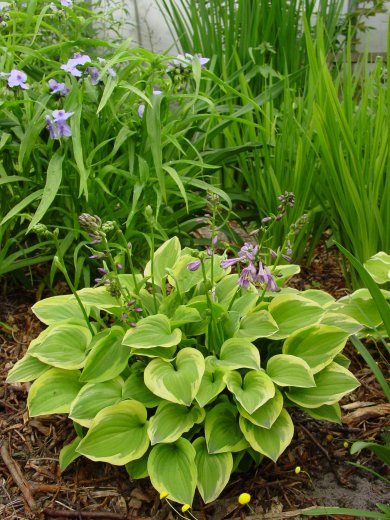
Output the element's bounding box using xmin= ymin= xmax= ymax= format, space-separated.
xmin=1 ymin=244 xmax=389 ymax=520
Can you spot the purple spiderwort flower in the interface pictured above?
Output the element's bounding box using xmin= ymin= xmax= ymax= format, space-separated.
xmin=138 ymin=89 xmax=163 ymax=118
xmin=60 ymin=0 xmax=72 ymax=6
xmin=187 ymin=260 xmax=201 ymax=272
xmin=167 ymin=53 xmax=209 ymax=72
xmin=97 ymin=57 xmax=116 ymax=77
xmin=61 ymin=54 xmax=91 ymax=77
xmin=86 ymin=66 xmax=100 ymax=85
xmin=45 ymin=109 xmax=74 ymax=139
xmin=48 ymin=78 xmax=69 ymax=96
xmin=1 ymin=69 xmax=29 ymax=89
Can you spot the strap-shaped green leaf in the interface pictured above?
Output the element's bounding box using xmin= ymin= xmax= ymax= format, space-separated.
xmin=239 ymin=409 xmax=294 ymax=462
xmin=266 ymin=354 xmax=315 ymax=387
xmin=122 ymin=314 xmax=182 ymax=349
xmin=193 ymin=437 xmax=233 ymax=504
xmin=144 ymin=348 xmax=205 ymax=406
xmin=148 ymin=438 xmax=197 ymax=505
xmin=76 ymin=401 xmax=149 ymax=465
xmin=225 ymin=370 xmax=275 ymax=414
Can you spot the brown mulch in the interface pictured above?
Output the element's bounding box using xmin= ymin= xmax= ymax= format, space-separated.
xmin=1 ymin=244 xmax=389 ymax=520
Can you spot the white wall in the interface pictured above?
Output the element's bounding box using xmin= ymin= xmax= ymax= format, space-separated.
xmin=116 ymin=1 xmax=389 ymax=54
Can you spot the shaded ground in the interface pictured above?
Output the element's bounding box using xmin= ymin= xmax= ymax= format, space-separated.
xmin=1 ymin=243 xmax=389 ymax=519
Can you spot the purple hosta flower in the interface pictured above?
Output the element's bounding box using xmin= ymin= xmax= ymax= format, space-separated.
xmin=60 ymin=0 xmax=72 ymax=6
xmin=126 ymin=299 xmax=136 ymax=307
xmin=134 ymin=307 xmax=143 ymax=313
xmin=61 ymin=53 xmax=91 ymax=77
xmin=120 ymin=313 xmax=128 ymax=321
xmin=97 ymin=267 xmax=107 ymax=275
xmin=187 ymin=260 xmax=201 ymax=272
xmin=45 ymin=109 xmax=74 ymax=139
xmin=221 ymin=241 xmax=258 ymax=269
xmin=256 ymin=262 xmax=280 ymax=292
xmin=48 ymin=79 xmax=69 ymax=96
xmin=97 ymin=57 xmax=116 ymax=78
xmin=261 ymin=216 xmax=272 ymax=224
xmin=221 ymin=256 xmax=242 ymax=269
xmin=1 ymin=69 xmax=29 ymax=89
xmin=238 ymin=263 xmax=257 ymax=289
xmin=116 ymin=263 xmax=123 ymax=271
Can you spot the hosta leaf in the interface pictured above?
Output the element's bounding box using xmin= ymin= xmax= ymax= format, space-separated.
xmin=6 ymin=355 xmax=50 ymax=383
xmin=28 ymin=368 xmax=83 ymax=416
xmin=168 ymin=254 xmax=226 ymax=293
xmin=122 ymin=314 xmax=181 ymax=349
xmin=125 ymin=449 xmax=150 ymax=479
xmin=364 ymin=252 xmax=390 ymax=284
xmin=282 ymin=324 xmax=350 ymax=374
xmin=300 ymin=403 xmax=342 ymax=424
xmin=148 ymin=438 xmax=197 ymax=505
xmin=144 ymin=236 xmax=181 ymax=287
xmin=235 ymin=311 xmax=278 ymax=340
xmin=268 ymin=294 xmax=324 ymax=339
xmin=69 ymin=377 xmax=123 ymax=427
xmin=239 ymin=409 xmax=294 ymax=462
xmin=301 ymin=290 xmax=335 ymax=306
xmin=32 ymin=295 xmax=88 ymax=324
xmin=148 ymin=402 xmax=205 ymax=445
xmin=225 ymin=370 xmax=275 ymax=414
xmin=28 ymin=321 xmax=92 ymax=370
xmin=320 ymin=312 xmax=363 ymax=334
xmin=195 ymin=358 xmax=226 ymax=407
xmin=193 ymin=437 xmax=233 ymax=504
xmin=205 ymin=402 xmax=249 ymax=454
xmin=287 ymin=362 xmax=359 ymax=408
xmin=217 ymin=338 xmax=260 ymax=370
xmin=236 ymin=388 xmax=284 ymax=429
xmin=266 ymin=354 xmax=315 ymax=387
xmin=332 ymin=297 xmax=383 ymax=328
xmin=144 ymin=348 xmax=205 ymax=406
xmin=122 ymin=370 xmax=162 ymax=408
xmin=76 ymin=401 xmax=149 ymax=465
xmin=80 ymin=327 xmax=128 ymax=383
xmin=74 ymin=287 xmax=121 ymax=310
xmin=59 ymin=437 xmax=82 ymax=472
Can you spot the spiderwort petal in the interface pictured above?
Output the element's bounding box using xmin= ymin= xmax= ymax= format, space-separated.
xmin=7 ymin=69 xmax=29 ymax=89
xmin=48 ymin=79 xmax=69 ymax=96
xmin=187 ymin=260 xmax=201 ymax=271
xmin=60 ymin=0 xmax=72 ymax=6
xmin=86 ymin=66 xmax=100 ymax=85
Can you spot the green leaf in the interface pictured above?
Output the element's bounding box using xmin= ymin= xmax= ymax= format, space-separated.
xmin=148 ymin=438 xmax=197 ymax=505
xmin=217 ymin=338 xmax=260 ymax=370
xmin=193 ymin=437 xmax=233 ymax=504
xmin=148 ymin=402 xmax=205 ymax=445
xmin=122 ymin=314 xmax=182 ymax=349
xmin=80 ymin=327 xmax=129 ymax=383
xmin=266 ymin=354 xmax=315 ymax=387
xmin=144 ymin=348 xmax=205 ymax=406
xmin=170 ymin=305 xmax=201 ymax=328
xmin=205 ymin=402 xmax=249 ymax=454
xmin=195 ymin=358 xmax=226 ymax=407
xmin=122 ymin=368 xmax=162 ymax=408
xmin=76 ymin=401 xmax=149 ymax=465
xmin=334 ymin=297 xmax=384 ymax=329
xmin=364 ymin=252 xmax=390 ymax=284
xmin=350 ymin=441 xmax=390 ymax=466
xmin=169 ymin=254 xmax=226 ymax=293
xmin=287 ymin=362 xmax=360 ymax=408
xmin=59 ymin=437 xmax=82 ymax=472
xmin=28 ymin=368 xmax=83 ymax=416
xmin=27 ymin=153 xmax=64 ymax=231
xmin=74 ymin=287 xmax=121 ymax=311
xmin=300 ymin=403 xmax=342 ymax=424
xmin=268 ymin=294 xmax=324 ymax=339
xmin=125 ymin=449 xmax=150 ymax=479
xmin=6 ymin=355 xmax=50 ymax=383
xmin=235 ymin=310 xmax=279 ymax=340
xmin=320 ymin=312 xmax=363 ymax=334
xmin=32 ymin=295 xmax=88 ymax=325
xmin=225 ymin=370 xmax=275 ymax=414
xmin=239 ymin=409 xmax=294 ymax=462
xmin=282 ymin=324 xmax=349 ymax=374
xmin=237 ymin=388 xmax=284 ymax=429
xmin=69 ymin=378 xmax=123 ymax=427
xmin=28 ymin=321 xmax=92 ymax=370
xmin=144 ymin=237 xmax=181 ymax=287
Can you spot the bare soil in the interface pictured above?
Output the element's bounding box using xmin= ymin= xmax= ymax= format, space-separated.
xmin=1 ymin=242 xmax=389 ymax=520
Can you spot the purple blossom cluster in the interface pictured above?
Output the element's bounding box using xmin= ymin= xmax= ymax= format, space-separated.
xmin=60 ymin=54 xmax=116 ymax=84
xmin=45 ymin=109 xmax=74 ymax=139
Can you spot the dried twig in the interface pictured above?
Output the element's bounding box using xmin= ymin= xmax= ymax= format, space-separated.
xmin=43 ymin=509 xmax=141 ymax=519
xmin=0 ymin=441 xmax=38 ymax=512
xmin=299 ymin=424 xmax=331 ymax=461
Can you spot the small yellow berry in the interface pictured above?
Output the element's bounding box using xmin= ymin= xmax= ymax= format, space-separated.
xmin=343 ymin=441 xmax=349 ymax=449
xmin=238 ymin=492 xmax=251 ymax=505
xmin=159 ymin=491 xmax=169 ymax=500
xmin=295 ymin=466 xmax=301 ymax=474
xmin=326 ymin=434 xmax=333 ymax=442
xmin=181 ymin=504 xmax=190 ymax=512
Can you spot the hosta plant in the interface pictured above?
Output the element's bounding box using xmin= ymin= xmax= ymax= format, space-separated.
xmin=7 ymin=213 xmax=362 ymax=506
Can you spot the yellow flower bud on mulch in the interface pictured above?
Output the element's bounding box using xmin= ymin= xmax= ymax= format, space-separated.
xmin=159 ymin=491 xmax=169 ymax=500
xmin=238 ymin=492 xmax=251 ymax=505
xmin=181 ymin=504 xmax=190 ymax=512
xmin=295 ymin=466 xmax=301 ymax=474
